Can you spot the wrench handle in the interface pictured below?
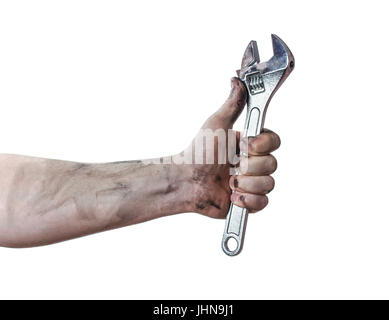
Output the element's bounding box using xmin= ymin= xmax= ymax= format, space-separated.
xmin=222 ymin=105 xmax=263 ymax=256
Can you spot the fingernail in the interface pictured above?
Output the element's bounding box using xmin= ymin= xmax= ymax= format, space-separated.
xmin=233 ymin=178 xmax=239 ymax=188
xmin=239 ymin=195 xmax=245 ymax=202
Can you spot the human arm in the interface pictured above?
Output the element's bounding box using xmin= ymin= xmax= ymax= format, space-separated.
xmin=0 ymin=78 xmax=280 ymax=248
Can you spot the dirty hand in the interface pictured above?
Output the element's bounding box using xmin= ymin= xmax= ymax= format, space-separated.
xmin=184 ymin=77 xmax=280 ymax=218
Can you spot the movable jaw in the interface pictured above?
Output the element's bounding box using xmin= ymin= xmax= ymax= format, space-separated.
xmin=237 ymin=34 xmax=295 ymax=84
xmin=240 ymin=40 xmax=260 ymax=71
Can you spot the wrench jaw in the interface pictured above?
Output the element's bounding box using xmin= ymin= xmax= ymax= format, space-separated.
xmin=241 ymin=34 xmax=295 ymax=129
xmin=236 ymin=40 xmax=261 ymax=78
xmin=237 ymin=40 xmax=260 ymax=79
xmin=267 ymin=34 xmax=295 ymax=87
xmin=239 ymin=34 xmax=294 ymax=87
xmin=240 ymin=41 xmax=260 ymax=70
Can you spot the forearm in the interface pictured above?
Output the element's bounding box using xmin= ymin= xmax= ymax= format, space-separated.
xmin=0 ymin=154 xmax=193 ymax=247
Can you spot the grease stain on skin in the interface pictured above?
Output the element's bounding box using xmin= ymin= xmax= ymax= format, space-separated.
xmin=163 ymin=183 xmax=178 ymax=194
xmin=196 ymin=202 xmax=206 ymax=210
xmin=207 ymin=199 xmax=221 ymax=210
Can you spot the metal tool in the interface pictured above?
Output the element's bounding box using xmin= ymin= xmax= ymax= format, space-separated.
xmin=221 ymin=34 xmax=294 ymax=256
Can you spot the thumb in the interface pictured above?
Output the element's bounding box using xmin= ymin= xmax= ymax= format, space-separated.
xmin=203 ymin=77 xmax=247 ymax=130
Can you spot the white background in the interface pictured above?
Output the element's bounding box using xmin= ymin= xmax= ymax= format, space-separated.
xmin=0 ymin=0 xmax=388 ymax=299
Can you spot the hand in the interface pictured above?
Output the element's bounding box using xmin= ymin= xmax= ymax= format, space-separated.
xmin=183 ymin=77 xmax=281 ymax=218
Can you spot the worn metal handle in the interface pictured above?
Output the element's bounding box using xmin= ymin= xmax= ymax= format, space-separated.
xmin=222 ymin=204 xmax=248 ymax=256
xmin=222 ymin=104 xmax=264 ymax=256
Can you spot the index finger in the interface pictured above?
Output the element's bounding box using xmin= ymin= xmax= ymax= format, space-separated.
xmin=240 ymin=129 xmax=281 ymax=156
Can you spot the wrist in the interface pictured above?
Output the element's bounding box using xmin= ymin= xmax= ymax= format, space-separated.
xmin=111 ymin=159 xmax=195 ymax=224
xmin=156 ymin=160 xmax=195 ymax=215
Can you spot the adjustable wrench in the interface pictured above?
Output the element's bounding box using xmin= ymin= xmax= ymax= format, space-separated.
xmin=221 ymin=34 xmax=295 ymax=256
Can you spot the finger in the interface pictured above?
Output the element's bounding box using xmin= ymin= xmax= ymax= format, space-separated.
xmin=203 ymin=77 xmax=247 ymax=129
xmin=231 ymin=192 xmax=268 ymax=213
xmin=240 ymin=129 xmax=281 ymax=156
xmin=239 ymin=154 xmax=277 ymax=176
xmin=219 ymin=77 xmax=247 ymax=124
xmin=229 ymin=175 xmax=275 ymax=195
